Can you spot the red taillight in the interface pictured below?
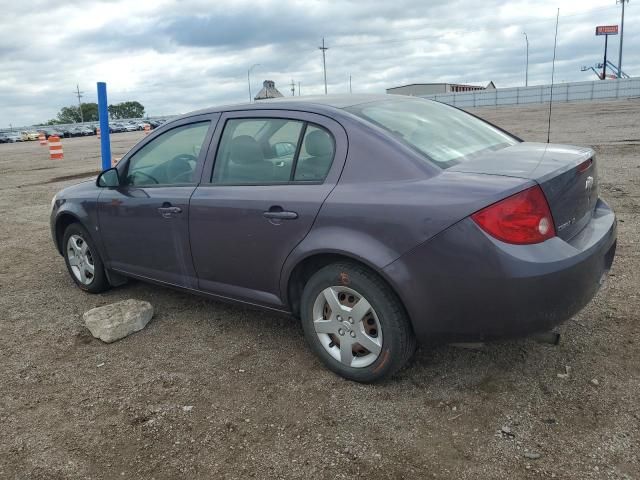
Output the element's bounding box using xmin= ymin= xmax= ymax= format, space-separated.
xmin=471 ymin=185 xmax=556 ymax=245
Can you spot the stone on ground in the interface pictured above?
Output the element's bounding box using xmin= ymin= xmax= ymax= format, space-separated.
xmin=83 ymin=299 xmax=154 ymax=343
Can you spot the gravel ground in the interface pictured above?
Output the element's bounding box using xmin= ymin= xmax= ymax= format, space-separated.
xmin=1 ymin=100 xmax=638 ymax=479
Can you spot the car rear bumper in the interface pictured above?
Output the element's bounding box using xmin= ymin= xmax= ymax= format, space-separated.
xmin=383 ymin=198 xmax=617 ymax=342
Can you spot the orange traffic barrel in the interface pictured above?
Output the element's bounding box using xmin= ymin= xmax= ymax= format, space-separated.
xmin=38 ymin=132 xmax=47 ymax=145
xmin=144 ymin=123 xmax=150 ymax=135
xmin=96 ymin=127 xmax=101 ymax=139
xmin=49 ymin=135 xmax=64 ymax=160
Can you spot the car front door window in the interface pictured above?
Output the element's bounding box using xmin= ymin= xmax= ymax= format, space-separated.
xmin=125 ymin=122 xmax=210 ymax=186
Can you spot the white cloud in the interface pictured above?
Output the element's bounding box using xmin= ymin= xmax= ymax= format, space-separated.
xmin=0 ymin=0 xmax=637 ymax=126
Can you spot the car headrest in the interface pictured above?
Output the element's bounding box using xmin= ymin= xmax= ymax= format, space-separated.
xmin=305 ymin=130 xmax=333 ymax=157
xmin=229 ymin=135 xmax=264 ymax=164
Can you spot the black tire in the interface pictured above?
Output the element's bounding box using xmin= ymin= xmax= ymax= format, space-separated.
xmin=300 ymin=262 xmax=416 ymax=383
xmin=62 ymin=223 xmax=110 ymax=293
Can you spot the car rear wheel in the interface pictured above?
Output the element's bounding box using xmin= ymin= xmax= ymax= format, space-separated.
xmin=300 ymin=262 xmax=416 ymax=382
xmin=62 ymin=223 xmax=110 ymax=293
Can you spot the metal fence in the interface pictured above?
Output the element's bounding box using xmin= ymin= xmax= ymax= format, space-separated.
xmin=420 ymin=77 xmax=640 ymax=108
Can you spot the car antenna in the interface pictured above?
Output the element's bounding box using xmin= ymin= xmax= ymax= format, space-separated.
xmin=547 ymin=8 xmax=560 ymax=144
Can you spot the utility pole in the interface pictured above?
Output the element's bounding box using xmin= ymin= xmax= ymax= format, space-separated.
xmin=74 ymin=84 xmax=84 ymax=123
xmin=349 ymin=74 xmax=352 ymax=93
xmin=523 ymin=32 xmax=529 ymax=87
xmin=290 ymin=79 xmax=296 ymax=96
xmin=298 ymin=81 xmax=301 ymax=96
xmin=318 ymin=37 xmax=328 ymax=94
xmin=617 ymin=0 xmax=628 ymax=75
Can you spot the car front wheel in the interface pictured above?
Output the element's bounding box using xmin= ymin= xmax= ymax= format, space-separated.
xmin=62 ymin=223 xmax=110 ymax=293
xmin=300 ymin=262 xmax=416 ymax=382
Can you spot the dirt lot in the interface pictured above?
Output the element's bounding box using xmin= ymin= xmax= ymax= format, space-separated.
xmin=1 ymin=100 xmax=638 ymax=479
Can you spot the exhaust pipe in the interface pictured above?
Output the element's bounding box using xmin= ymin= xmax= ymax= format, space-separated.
xmin=531 ymin=331 xmax=561 ymax=345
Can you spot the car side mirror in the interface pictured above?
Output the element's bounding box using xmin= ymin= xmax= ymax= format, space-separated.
xmin=97 ymin=167 xmax=120 ymax=187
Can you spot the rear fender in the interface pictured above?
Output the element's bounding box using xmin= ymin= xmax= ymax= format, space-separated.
xmin=279 ymin=227 xmax=399 ymax=308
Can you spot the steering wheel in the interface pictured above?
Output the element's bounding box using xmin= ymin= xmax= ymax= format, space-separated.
xmin=130 ymin=170 xmax=159 ymax=184
xmin=167 ymin=154 xmax=197 ymax=183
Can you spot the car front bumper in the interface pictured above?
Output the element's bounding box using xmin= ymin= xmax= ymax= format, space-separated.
xmin=383 ymin=198 xmax=617 ymax=342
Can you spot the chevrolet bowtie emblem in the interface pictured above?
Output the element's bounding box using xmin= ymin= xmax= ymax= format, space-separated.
xmin=585 ymin=176 xmax=594 ymax=191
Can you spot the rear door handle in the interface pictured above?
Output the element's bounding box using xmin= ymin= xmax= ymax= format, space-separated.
xmin=263 ymin=207 xmax=298 ymax=220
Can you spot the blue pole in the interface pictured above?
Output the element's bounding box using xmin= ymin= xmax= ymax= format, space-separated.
xmin=97 ymin=82 xmax=111 ymax=171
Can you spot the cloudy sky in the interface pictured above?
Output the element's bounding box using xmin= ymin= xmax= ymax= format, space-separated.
xmin=0 ymin=0 xmax=637 ymax=127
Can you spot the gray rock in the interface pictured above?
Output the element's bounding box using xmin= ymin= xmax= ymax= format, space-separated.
xmin=524 ymin=452 xmax=542 ymax=460
xmin=84 ymin=299 xmax=154 ymax=343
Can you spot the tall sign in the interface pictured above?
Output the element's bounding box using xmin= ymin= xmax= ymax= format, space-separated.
xmin=595 ymin=25 xmax=619 ymax=80
xmin=595 ymin=25 xmax=618 ymax=35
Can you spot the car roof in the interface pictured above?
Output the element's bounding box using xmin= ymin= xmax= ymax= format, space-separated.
xmin=184 ymin=93 xmax=414 ymax=118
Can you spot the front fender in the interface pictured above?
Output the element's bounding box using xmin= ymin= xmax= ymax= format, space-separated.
xmin=50 ymin=190 xmax=103 ymax=259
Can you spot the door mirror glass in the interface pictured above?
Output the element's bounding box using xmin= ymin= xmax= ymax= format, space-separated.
xmin=97 ymin=168 xmax=120 ymax=187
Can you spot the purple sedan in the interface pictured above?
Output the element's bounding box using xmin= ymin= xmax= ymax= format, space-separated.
xmin=50 ymin=95 xmax=616 ymax=382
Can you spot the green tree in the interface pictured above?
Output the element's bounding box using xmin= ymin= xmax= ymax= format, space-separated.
xmin=81 ymin=102 xmax=99 ymax=122
xmin=53 ymin=102 xmax=99 ymax=123
xmin=108 ymin=101 xmax=145 ymax=119
xmin=45 ymin=100 xmax=144 ymax=125
xmin=57 ymin=106 xmax=81 ymax=123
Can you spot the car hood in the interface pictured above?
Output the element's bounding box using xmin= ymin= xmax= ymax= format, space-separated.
xmin=56 ymin=179 xmax=99 ymax=199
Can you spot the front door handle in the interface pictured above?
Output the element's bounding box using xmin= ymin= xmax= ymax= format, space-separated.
xmin=158 ymin=205 xmax=182 ymax=217
xmin=263 ymin=206 xmax=298 ymax=220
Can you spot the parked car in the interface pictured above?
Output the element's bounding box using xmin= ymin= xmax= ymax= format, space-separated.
xmin=65 ymin=127 xmax=82 ymax=137
xmin=0 ymin=132 xmax=9 ymax=143
xmin=39 ymin=128 xmax=65 ymax=139
xmin=68 ymin=125 xmax=94 ymax=136
xmin=3 ymin=132 xmax=23 ymax=142
xmin=62 ymin=127 xmax=76 ymax=138
xmin=109 ymin=123 xmax=127 ymax=133
xmin=21 ymin=131 xmax=40 ymax=141
xmin=50 ymin=95 xmax=617 ymax=382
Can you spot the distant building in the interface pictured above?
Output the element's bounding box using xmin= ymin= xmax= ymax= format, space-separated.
xmin=386 ymin=81 xmax=496 ymax=96
xmin=254 ymin=80 xmax=284 ymax=100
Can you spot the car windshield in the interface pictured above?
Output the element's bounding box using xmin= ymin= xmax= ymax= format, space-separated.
xmin=347 ymin=98 xmax=518 ymax=168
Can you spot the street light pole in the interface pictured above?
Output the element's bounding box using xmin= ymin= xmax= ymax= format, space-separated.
xmin=247 ymin=64 xmax=260 ymax=102
xmin=617 ymin=0 xmax=628 ymax=76
xmin=523 ymin=32 xmax=529 ymax=87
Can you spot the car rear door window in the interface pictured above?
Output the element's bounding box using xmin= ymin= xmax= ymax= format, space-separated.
xmin=212 ymin=118 xmax=303 ymax=184
xmin=125 ymin=121 xmax=210 ymax=186
xmin=212 ymin=118 xmax=335 ymax=185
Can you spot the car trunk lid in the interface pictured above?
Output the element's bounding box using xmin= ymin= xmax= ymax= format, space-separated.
xmin=449 ymin=142 xmax=598 ymax=241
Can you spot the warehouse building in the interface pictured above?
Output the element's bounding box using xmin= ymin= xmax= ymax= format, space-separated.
xmin=386 ymin=81 xmax=496 ymax=96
